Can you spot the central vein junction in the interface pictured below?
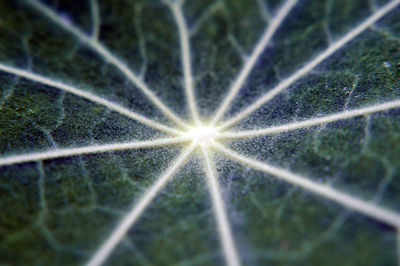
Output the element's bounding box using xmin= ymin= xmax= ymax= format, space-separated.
xmin=183 ymin=125 xmax=218 ymax=146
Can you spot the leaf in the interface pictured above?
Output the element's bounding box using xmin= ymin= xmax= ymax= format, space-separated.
xmin=1 ymin=0 xmax=400 ymax=265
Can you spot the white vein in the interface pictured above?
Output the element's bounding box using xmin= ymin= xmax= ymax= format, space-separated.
xmin=0 ymin=137 xmax=190 ymax=167
xmin=25 ymin=0 xmax=189 ymax=130
xmin=219 ymin=0 xmax=400 ymax=130
xmin=210 ymin=0 xmax=298 ymax=126
xmin=218 ymin=100 xmax=400 ymax=140
xmin=213 ymin=143 xmax=400 ymax=228
xmin=0 ymin=63 xmax=180 ymax=135
xmin=86 ymin=141 xmax=198 ymax=266
xmin=200 ymin=147 xmax=240 ymax=266
xmin=90 ymin=0 xmax=100 ymax=40
xmin=168 ymin=1 xmax=201 ymax=125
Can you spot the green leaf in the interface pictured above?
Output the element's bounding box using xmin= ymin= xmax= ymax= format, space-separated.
xmin=1 ymin=0 xmax=400 ymax=265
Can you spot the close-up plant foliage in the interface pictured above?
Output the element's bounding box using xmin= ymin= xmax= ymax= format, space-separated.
xmin=0 ymin=0 xmax=399 ymax=265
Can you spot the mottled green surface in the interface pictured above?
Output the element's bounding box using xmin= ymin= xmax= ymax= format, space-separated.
xmin=0 ymin=0 xmax=400 ymax=265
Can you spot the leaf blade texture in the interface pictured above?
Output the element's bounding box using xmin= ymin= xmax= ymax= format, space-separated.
xmin=1 ymin=0 xmax=400 ymax=265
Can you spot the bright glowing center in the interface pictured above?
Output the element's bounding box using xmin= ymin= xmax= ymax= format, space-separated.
xmin=185 ymin=126 xmax=218 ymax=146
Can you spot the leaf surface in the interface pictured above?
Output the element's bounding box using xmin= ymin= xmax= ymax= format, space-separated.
xmin=0 ymin=0 xmax=400 ymax=265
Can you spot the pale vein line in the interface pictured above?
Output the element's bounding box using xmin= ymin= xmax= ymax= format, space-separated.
xmin=90 ymin=0 xmax=100 ymax=40
xmin=0 ymin=63 xmax=180 ymax=135
xmin=213 ymin=143 xmax=400 ymax=228
xmin=218 ymin=100 xmax=400 ymax=140
xmin=86 ymin=141 xmax=198 ymax=266
xmin=0 ymin=137 xmax=191 ymax=167
xmin=200 ymin=147 xmax=240 ymax=266
xmin=210 ymin=0 xmax=298 ymax=126
xmin=25 ymin=0 xmax=189 ymax=130
xmin=168 ymin=1 xmax=201 ymax=125
xmin=256 ymin=0 xmax=272 ymax=22
xmin=219 ymin=0 xmax=400 ymax=130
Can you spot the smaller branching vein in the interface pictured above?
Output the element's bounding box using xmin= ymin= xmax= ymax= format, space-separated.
xmin=90 ymin=0 xmax=100 ymax=41
xmin=397 ymin=229 xmax=400 ymax=265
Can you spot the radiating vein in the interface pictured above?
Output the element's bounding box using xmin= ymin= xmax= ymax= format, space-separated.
xmin=0 ymin=63 xmax=180 ymax=135
xmin=200 ymin=147 xmax=240 ymax=266
xmin=168 ymin=1 xmax=201 ymax=125
xmin=0 ymin=137 xmax=191 ymax=167
xmin=86 ymin=141 xmax=198 ymax=266
xmin=210 ymin=0 xmax=298 ymax=126
xmin=213 ymin=144 xmax=400 ymax=228
xmin=25 ymin=0 xmax=189 ymax=129
xmin=219 ymin=0 xmax=400 ymax=130
xmin=218 ymin=100 xmax=400 ymax=140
